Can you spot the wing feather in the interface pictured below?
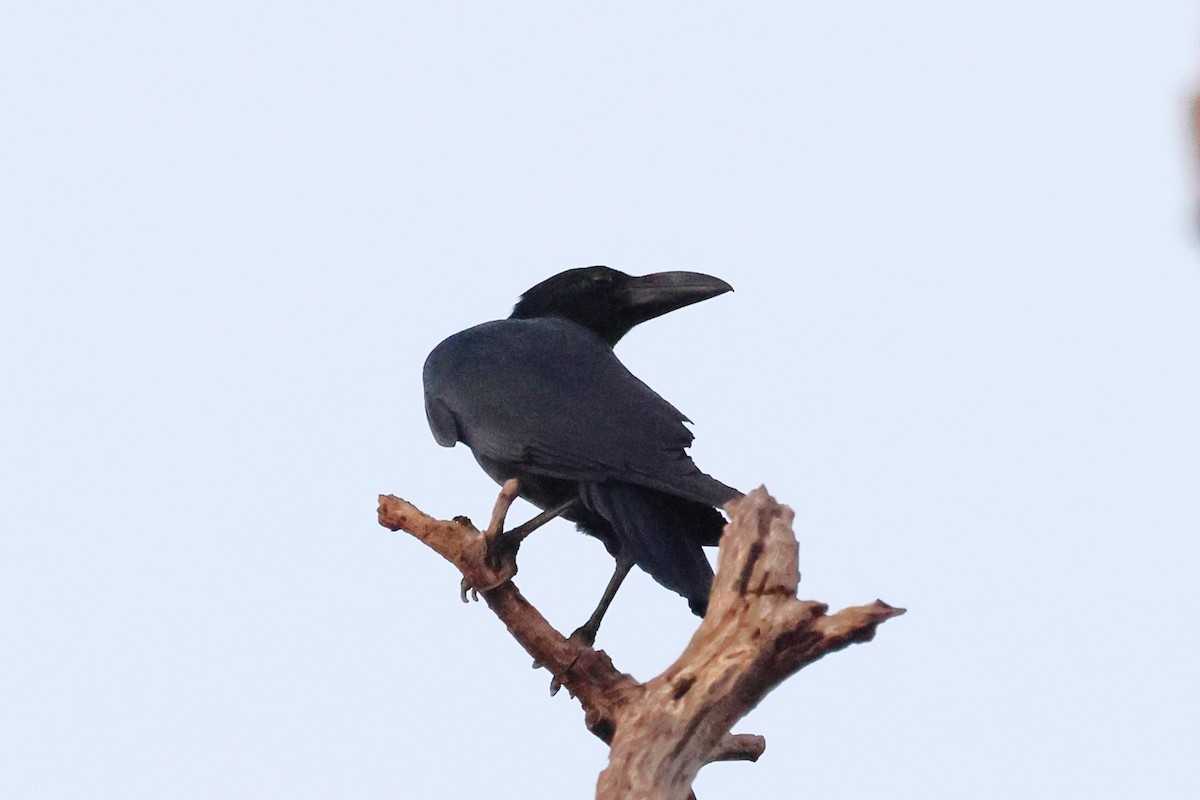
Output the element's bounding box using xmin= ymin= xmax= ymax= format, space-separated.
xmin=422 ymin=318 xmax=735 ymax=506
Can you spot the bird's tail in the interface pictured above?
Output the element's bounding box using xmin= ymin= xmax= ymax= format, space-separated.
xmin=577 ymin=482 xmax=724 ymax=616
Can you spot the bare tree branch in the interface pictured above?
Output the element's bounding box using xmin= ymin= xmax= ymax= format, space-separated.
xmin=377 ymin=486 xmax=903 ymax=798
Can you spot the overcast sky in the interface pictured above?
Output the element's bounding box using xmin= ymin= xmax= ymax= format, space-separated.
xmin=3 ymin=3 xmax=1199 ymax=798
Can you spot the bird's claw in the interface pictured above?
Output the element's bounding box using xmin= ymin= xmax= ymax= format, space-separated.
xmin=529 ymin=658 xmax=563 ymax=696
xmin=534 ymin=624 xmax=599 ymax=696
xmin=459 ymin=578 xmax=480 ymax=603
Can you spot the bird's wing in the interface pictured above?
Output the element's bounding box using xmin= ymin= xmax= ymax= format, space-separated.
xmin=424 ymin=395 xmax=460 ymax=446
xmin=423 ymin=318 xmax=737 ymax=507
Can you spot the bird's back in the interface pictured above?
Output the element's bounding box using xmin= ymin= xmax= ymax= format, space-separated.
xmin=424 ymin=317 xmax=735 ymax=507
xmin=423 ymin=315 xmax=739 ymax=613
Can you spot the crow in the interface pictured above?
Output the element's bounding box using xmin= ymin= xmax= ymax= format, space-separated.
xmin=422 ymin=266 xmax=738 ymax=643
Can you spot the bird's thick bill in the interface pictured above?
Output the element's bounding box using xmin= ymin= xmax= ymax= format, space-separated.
xmin=621 ymin=271 xmax=733 ymax=323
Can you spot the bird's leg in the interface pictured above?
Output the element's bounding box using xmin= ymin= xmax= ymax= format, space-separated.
xmin=545 ymin=554 xmax=636 ymax=695
xmin=484 ymin=478 xmax=523 ymax=537
xmin=460 ymin=480 xmax=581 ymax=603
xmin=501 ymin=496 xmax=578 ymax=548
xmin=477 ymin=481 xmax=578 ymax=573
xmin=568 ymin=554 xmax=635 ymax=648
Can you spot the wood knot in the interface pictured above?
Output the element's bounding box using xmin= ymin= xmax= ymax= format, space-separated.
xmin=671 ymin=675 xmax=696 ymax=701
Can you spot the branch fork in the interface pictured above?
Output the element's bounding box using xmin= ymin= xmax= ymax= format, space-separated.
xmin=377 ymin=486 xmax=903 ymax=800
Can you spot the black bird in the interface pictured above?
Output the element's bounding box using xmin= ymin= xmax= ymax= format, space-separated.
xmin=422 ymin=266 xmax=739 ymax=642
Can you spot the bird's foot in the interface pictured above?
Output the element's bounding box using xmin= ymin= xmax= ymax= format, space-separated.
xmin=483 ymin=528 xmax=528 ymax=578
xmin=452 ymin=481 xmax=522 ymax=602
xmin=529 ymin=621 xmax=600 ymax=696
xmin=566 ymin=621 xmax=599 ymax=650
xmin=460 ymin=481 xmax=579 ymax=606
xmin=459 ymin=578 xmax=480 ymax=603
xmin=548 ymin=626 xmax=601 ymax=696
xmin=482 ymin=482 xmax=580 ymax=572
xmin=530 ymin=622 xmax=598 ymax=668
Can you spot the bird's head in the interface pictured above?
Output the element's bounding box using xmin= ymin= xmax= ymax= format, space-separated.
xmin=510 ymin=266 xmax=733 ymax=346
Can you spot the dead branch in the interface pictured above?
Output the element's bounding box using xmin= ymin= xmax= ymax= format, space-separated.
xmin=377 ymin=486 xmax=903 ymax=799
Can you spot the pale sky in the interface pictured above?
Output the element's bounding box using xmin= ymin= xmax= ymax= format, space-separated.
xmin=3 ymin=3 xmax=1198 ymax=798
